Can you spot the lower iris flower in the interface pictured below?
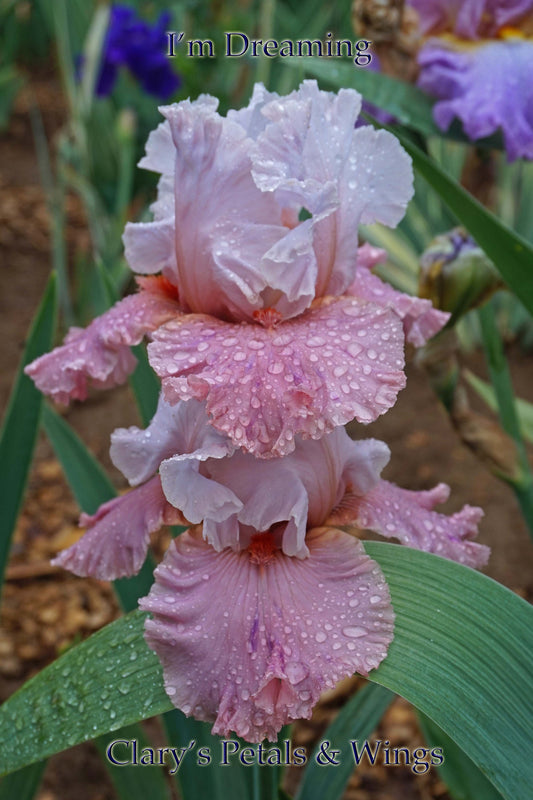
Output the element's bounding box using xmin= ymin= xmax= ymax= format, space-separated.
xmin=52 ymin=398 xmax=487 ymax=742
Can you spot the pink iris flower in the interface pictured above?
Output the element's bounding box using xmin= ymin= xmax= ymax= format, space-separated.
xmin=26 ymin=81 xmax=448 ymax=457
xmin=52 ymin=398 xmax=487 ymax=742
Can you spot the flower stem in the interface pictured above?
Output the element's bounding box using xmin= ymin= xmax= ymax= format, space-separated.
xmin=478 ymin=300 xmax=533 ymax=537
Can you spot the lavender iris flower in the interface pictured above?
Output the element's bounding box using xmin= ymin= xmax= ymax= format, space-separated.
xmin=408 ymin=0 xmax=533 ymax=160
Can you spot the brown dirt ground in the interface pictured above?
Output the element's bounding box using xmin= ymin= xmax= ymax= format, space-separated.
xmin=1 ymin=76 xmax=532 ymax=800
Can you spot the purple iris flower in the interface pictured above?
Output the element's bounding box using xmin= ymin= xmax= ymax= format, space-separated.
xmin=96 ymin=5 xmax=180 ymax=99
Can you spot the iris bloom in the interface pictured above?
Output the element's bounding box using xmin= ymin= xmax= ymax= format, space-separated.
xmin=409 ymin=0 xmax=533 ymax=160
xmin=52 ymin=398 xmax=487 ymax=741
xmin=26 ymin=81 xmax=448 ymax=457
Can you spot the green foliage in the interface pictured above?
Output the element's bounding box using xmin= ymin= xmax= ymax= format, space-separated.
xmin=0 ymin=274 xmax=57 ymax=592
xmin=464 ymin=369 xmax=533 ymax=444
xmin=418 ymin=714 xmax=504 ymax=800
xmin=0 ymin=762 xmax=47 ymax=800
xmin=295 ymin=684 xmax=394 ymax=800
xmin=95 ymin=723 xmax=171 ymax=800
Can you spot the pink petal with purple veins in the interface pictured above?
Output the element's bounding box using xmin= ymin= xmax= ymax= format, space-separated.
xmin=332 ymin=479 xmax=488 ymax=569
xmin=148 ymin=296 xmax=406 ymax=457
xmin=52 ymin=476 xmax=184 ymax=580
xmin=351 ymin=244 xmax=449 ymax=346
xmin=25 ymin=286 xmax=180 ymax=405
xmin=140 ymin=526 xmax=394 ymax=742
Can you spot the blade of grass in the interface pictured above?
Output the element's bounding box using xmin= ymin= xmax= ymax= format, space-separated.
xmin=477 ymin=300 xmax=533 ymax=534
xmin=463 ymin=369 xmax=533 ymax=444
xmin=0 ymin=273 xmax=57 ymax=592
xmin=161 ymin=712 xmax=251 ymax=800
xmin=0 ymin=761 xmax=46 ymax=800
xmin=418 ymin=712 xmax=504 ymax=800
xmin=296 ymin=683 xmax=394 ymax=800
xmin=95 ymin=723 xmax=171 ymax=800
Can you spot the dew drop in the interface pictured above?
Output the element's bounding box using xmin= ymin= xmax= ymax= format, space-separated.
xmin=343 ymin=626 xmax=367 ymax=638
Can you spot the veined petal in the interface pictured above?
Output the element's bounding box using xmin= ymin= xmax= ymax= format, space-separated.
xmin=331 ymin=479 xmax=488 ymax=568
xmin=140 ymin=526 xmax=394 ymax=743
xmin=148 ymin=296 xmax=406 ymax=457
xmin=52 ymin=477 xmax=184 ymax=580
xmin=25 ymin=286 xmax=180 ymax=405
xmin=351 ymin=244 xmax=449 ymax=346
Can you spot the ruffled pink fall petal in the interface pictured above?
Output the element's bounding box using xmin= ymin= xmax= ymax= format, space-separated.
xmin=25 ymin=285 xmax=180 ymax=405
xmin=330 ymin=480 xmax=488 ymax=568
xmin=351 ymin=244 xmax=449 ymax=346
xmin=140 ymin=526 xmax=394 ymax=742
xmin=52 ymin=476 xmax=184 ymax=580
xmin=148 ymin=296 xmax=406 ymax=457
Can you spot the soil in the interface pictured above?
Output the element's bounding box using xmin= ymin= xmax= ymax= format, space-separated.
xmin=1 ymin=75 xmax=532 ymax=800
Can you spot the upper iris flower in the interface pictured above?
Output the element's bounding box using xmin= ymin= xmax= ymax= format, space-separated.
xmin=52 ymin=397 xmax=487 ymax=742
xmin=409 ymin=0 xmax=533 ymax=160
xmin=26 ymin=81 xmax=448 ymax=457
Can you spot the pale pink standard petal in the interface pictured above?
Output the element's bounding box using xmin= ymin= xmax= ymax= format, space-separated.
xmin=148 ymin=296 xmax=406 ymax=457
xmin=253 ymin=82 xmax=413 ymax=297
xmin=160 ymin=458 xmax=243 ymax=528
xmin=341 ymin=480 xmax=488 ymax=569
xmin=140 ymin=526 xmax=394 ymax=742
xmin=25 ymin=288 xmax=180 ymax=404
xmin=162 ymin=98 xmax=289 ymax=319
xmin=351 ymin=244 xmax=449 ymax=346
xmin=123 ymin=218 xmax=176 ymax=276
xmin=110 ymin=396 xmax=233 ymax=486
xmin=52 ymin=477 xmax=184 ymax=580
xmin=204 ymin=452 xmax=310 ymax=557
xmin=160 ymin=430 xmax=389 ymax=559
